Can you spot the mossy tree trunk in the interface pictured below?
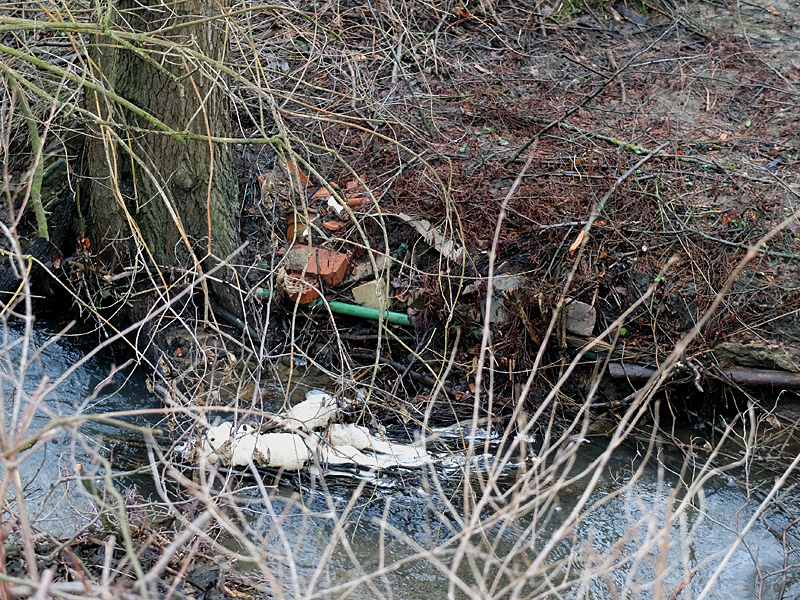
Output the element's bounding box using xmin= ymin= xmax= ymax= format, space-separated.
xmin=84 ymin=0 xmax=236 ymax=274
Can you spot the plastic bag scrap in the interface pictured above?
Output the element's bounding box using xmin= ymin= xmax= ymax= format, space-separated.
xmin=397 ymin=213 xmax=463 ymax=262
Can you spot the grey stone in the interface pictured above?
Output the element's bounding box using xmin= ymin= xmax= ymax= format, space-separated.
xmin=565 ymin=300 xmax=596 ymax=337
xmin=486 ymin=273 xmax=524 ymax=324
xmin=352 ymin=279 xmax=388 ymax=310
xmin=714 ymin=342 xmax=800 ymax=373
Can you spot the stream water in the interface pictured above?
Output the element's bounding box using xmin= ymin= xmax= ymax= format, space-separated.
xmin=2 ymin=319 xmax=798 ymax=599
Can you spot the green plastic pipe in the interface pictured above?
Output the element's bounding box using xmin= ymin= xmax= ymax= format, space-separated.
xmin=326 ymin=301 xmax=413 ymax=327
xmin=254 ymin=287 xmax=413 ymax=327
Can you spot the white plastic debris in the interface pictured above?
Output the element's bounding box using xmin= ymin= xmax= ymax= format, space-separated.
xmin=279 ymin=390 xmax=338 ymax=432
xmin=327 ymin=195 xmax=344 ymax=214
xmin=328 ymin=424 xmax=431 ymax=467
xmin=196 ymin=390 xmax=430 ymax=471
xmin=398 ymin=213 xmax=463 ymax=262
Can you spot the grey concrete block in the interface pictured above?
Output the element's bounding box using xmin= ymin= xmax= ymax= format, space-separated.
xmin=565 ymin=300 xmax=596 ymax=337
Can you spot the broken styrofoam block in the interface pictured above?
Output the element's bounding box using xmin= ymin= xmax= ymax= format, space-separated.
xmin=351 ymin=279 xmax=388 ymax=310
xmin=198 ymin=422 xmax=431 ymax=471
xmin=254 ymin=432 xmax=311 ymax=470
xmin=319 ymin=444 xmax=376 ymax=467
xmin=565 ymin=299 xmax=596 ymax=337
xmin=200 ymin=422 xmax=258 ymax=467
xmin=328 ymin=423 xmax=375 ymax=449
xmin=196 ymin=391 xmax=431 ymax=471
xmin=328 ymin=424 xmax=431 ymax=467
xmin=279 ymin=389 xmax=339 ymax=432
xmin=199 ymin=423 xmax=312 ymax=469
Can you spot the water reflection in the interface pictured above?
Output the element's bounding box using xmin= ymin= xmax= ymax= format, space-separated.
xmin=2 ymin=319 xmax=797 ymax=598
xmin=1 ymin=319 xmax=154 ymax=535
xmin=223 ymin=436 xmax=798 ymax=600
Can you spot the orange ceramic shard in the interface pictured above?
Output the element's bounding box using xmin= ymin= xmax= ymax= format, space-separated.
xmin=309 ymin=187 xmax=333 ymax=203
xmin=323 ymin=221 xmax=347 ymax=232
xmin=285 ymin=159 xmax=312 ymax=186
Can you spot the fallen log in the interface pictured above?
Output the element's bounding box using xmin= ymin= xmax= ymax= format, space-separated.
xmin=608 ymin=363 xmax=800 ymax=389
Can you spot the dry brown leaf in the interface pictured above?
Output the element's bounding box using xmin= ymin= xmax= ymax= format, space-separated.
xmin=765 ymin=413 xmax=781 ymax=429
xmin=568 ymin=229 xmax=586 ymax=254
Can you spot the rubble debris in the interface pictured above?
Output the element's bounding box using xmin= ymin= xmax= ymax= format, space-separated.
xmin=398 ymin=213 xmax=463 ymax=262
xmin=279 ymin=270 xmax=320 ymax=304
xmin=565 ymin=299 xmax=596 ymax=337
xmin=713 ymin=342 xmax=800 ymax=373
xmin=485 ymin=272 xmax=524 ymax=325
xmin=352 ymin=279 xmax=389 ymax=310
xmin=280 ymin=245 xmax=350 ymax=288
xmin=345 ymin=253 xmax=389 ymax=283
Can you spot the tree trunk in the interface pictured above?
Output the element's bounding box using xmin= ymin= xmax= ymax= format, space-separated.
xmin=84 ymin=0 xmax=236 ymax=272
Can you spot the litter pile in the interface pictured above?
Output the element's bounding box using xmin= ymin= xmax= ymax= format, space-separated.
xmin=238 ymin=147 xmax=800 ymax=425
xmin=249 ymin=157 xmax=459 ymax=331
xmin=195 ymin=390 xmax=431 ymax=471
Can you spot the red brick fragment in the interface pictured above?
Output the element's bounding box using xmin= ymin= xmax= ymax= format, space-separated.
xmin=285 ymin=245 xmax=349 ymax=288
xmin=284 ymin=273 xmax=320 ymax=304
